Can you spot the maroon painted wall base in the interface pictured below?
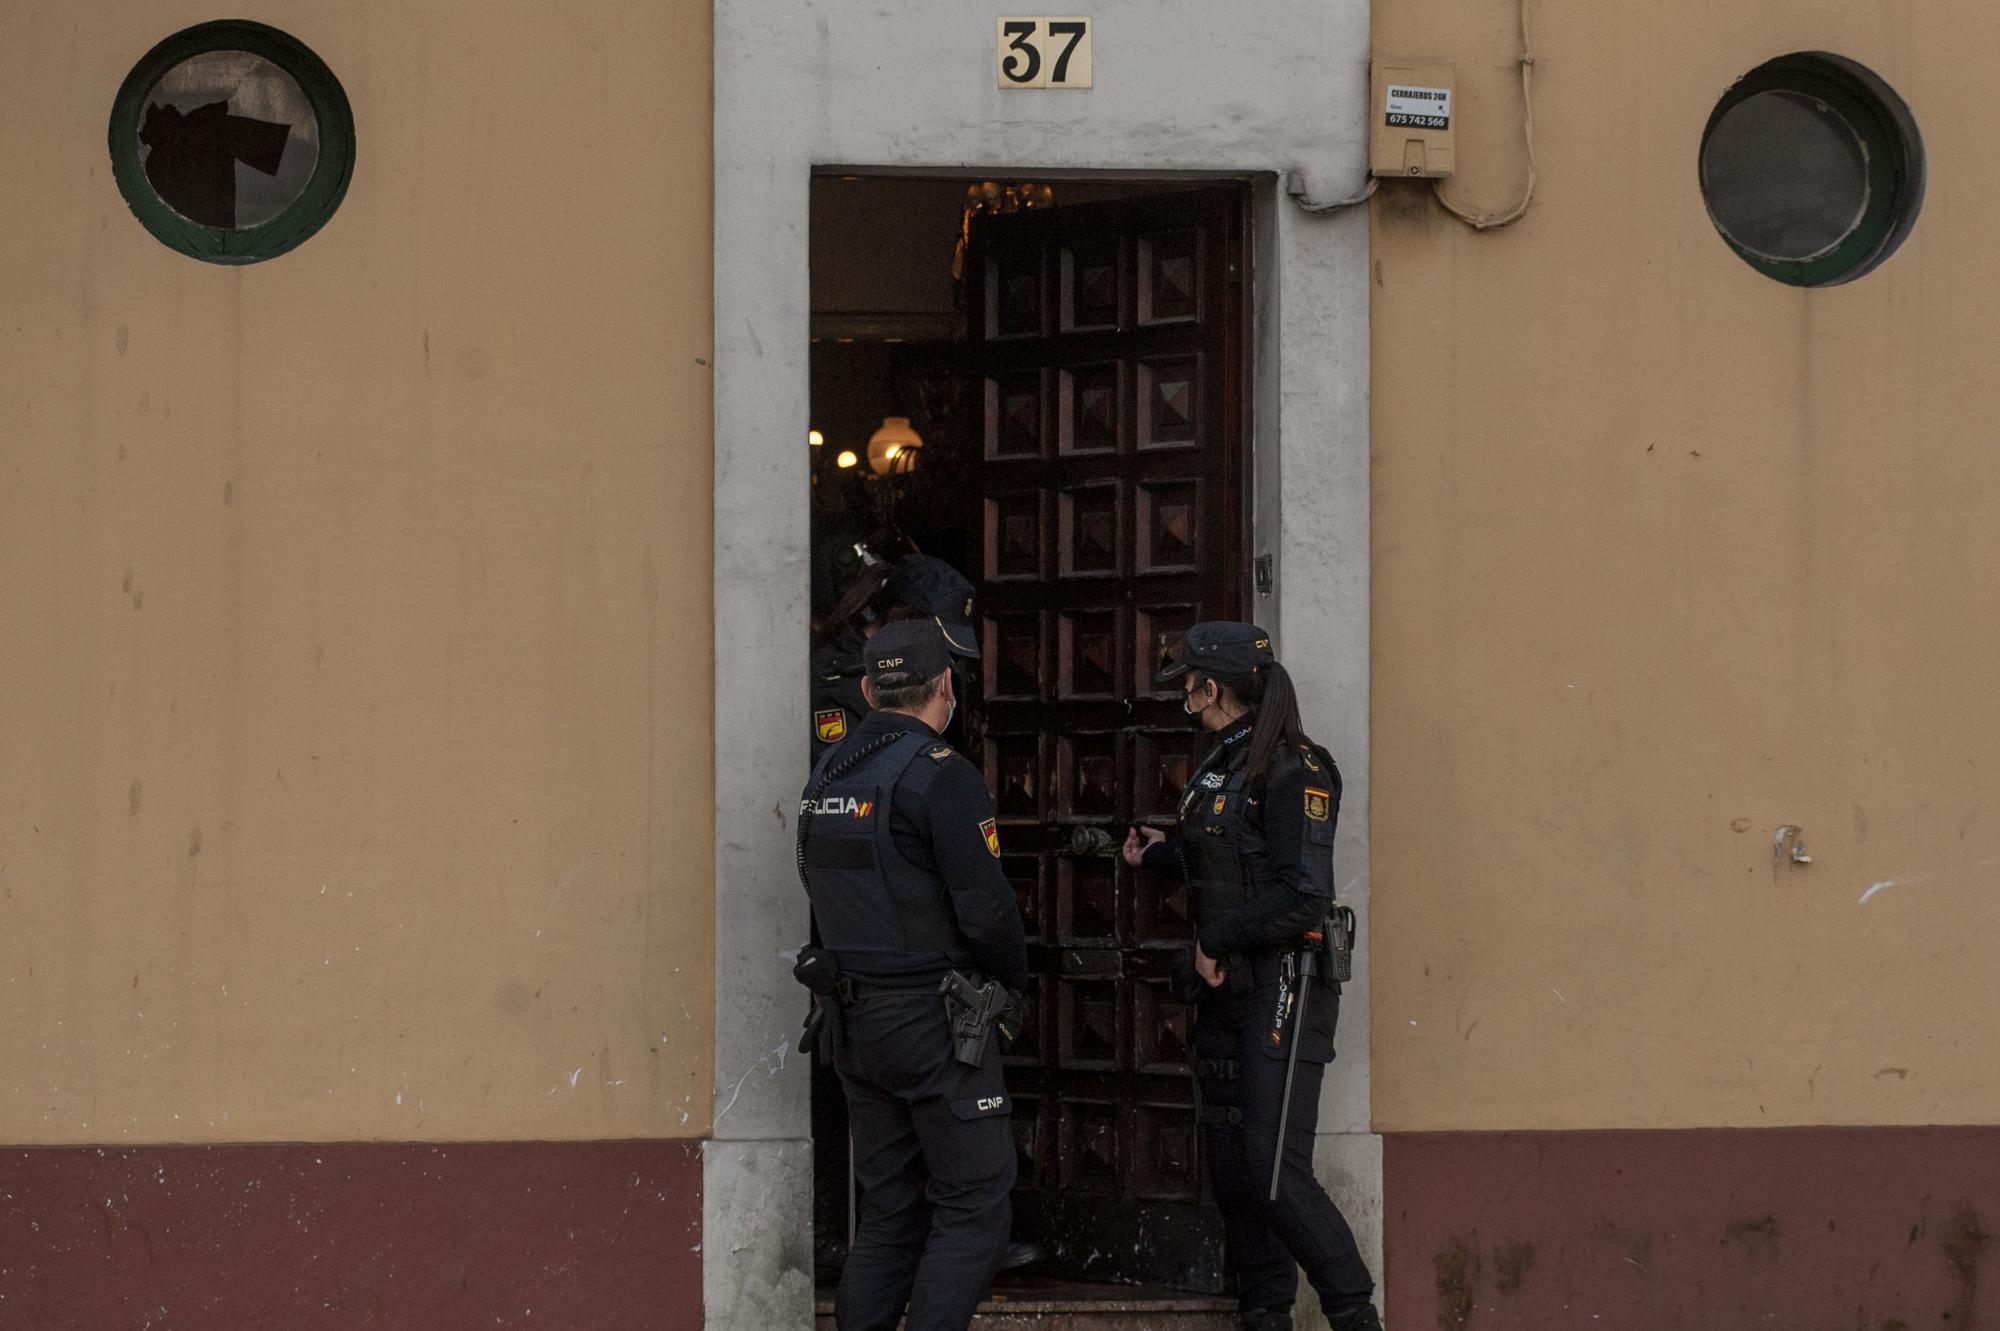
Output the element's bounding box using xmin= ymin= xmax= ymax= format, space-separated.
xmin=1385 ymin=1128 xmax=2000 ymax=1331
xmin=0 ymin=1140 xmax=701 ymax=1330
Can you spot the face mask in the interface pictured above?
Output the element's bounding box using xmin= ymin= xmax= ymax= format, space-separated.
xmin=1183 ymin=685 xmax=1212 ymax=728
xmin=943 ymin=698 xmax=957 ymax=732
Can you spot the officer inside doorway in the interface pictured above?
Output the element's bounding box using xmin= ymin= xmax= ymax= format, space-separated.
xmin=795 ymin=617 xmax=1030 ymax=1331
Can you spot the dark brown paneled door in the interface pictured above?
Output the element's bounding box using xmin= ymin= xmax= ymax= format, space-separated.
xmin=962 ymin=185 xmax=1249 ymax=1291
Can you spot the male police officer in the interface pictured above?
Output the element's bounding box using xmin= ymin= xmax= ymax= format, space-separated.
xmin=797 ymin=617 xmax=1028 ymax=1331
xmin=810 ymin=554 xmax=977 ymax=760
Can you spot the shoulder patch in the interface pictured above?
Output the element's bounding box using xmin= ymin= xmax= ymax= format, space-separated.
xmin=814 ymin=708 xmax=847 ymax=743
xmin=979 ymin=817 xmax=1001 ymax=857
xmin=1304 ymin=787 xmax=1332 ymax=822
xmin=928 ymin=745 xmax=954 ymax=762
xmin=1301 ymin=747 xmax=1322 ymax=772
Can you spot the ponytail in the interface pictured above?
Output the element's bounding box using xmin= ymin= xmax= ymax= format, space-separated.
xmin=1199 ymin=661 xmax=1314 ymax=780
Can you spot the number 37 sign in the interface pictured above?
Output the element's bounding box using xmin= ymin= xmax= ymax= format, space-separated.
xmin=997 ymin=17 xmax=1093 ymax=89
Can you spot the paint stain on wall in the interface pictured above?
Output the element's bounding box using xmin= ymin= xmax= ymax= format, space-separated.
xmin=1722 ymin=1215 xmax=1780 ymax=1258
xmin=1493 ymin=1239 xmax=1535 ymax=1294
xmin=1942 ymin=1203 xmax=1990 ymax=1327
xmin=1434 ymin=1235 xmax=1479 ymax=1328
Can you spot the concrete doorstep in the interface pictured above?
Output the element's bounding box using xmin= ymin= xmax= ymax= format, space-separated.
xmin=814 ymin=1283 xmax=1239 ymax=1330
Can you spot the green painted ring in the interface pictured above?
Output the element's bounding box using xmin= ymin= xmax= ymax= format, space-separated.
xmin=108 ymin=20 xmax=355 ymax=265
xmin=1699 ymin=52 xmax=1924 ymax=289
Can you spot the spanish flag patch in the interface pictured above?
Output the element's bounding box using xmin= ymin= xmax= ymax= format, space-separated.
xmin=980 ymin=818 xmax=1001 ymax=857
xmin=1304 ymin=787 xmax=1332 ymax=822
xmin=814 ymin=709 xmax=848 ymax=743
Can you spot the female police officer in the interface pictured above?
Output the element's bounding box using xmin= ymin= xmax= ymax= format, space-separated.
xmin=1123 ymin=622 xmax=1381 ymax=1331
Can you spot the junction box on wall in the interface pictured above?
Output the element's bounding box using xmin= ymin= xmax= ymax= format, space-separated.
xmin=1371 ymin=60 xmax=1457 ymax=177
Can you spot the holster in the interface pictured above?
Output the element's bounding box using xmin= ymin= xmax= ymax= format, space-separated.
xmin=1324 ymin=906 xmax=1357 ymax=984
xmin=939 ymin=970 xmax=1005 ymax=1068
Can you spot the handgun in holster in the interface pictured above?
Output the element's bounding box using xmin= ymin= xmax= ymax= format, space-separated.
xmin=1322 ymin=905 xmax=1357 ymax=984
xmin=793 ymin=947 xmax=846 ymax=1065
xmin=940 ymin=971 xmax=1019 ymax=1069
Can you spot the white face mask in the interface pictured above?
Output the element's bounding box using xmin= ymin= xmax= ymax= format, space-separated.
xmin=943 ymin=698 xmax=957 ymax=732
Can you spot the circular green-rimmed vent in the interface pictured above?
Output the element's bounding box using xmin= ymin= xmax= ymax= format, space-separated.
xmin=1699 ymin=52 xmax=1923 ymax=287
xmin=109 ymin=21 xmax=354 ymax=264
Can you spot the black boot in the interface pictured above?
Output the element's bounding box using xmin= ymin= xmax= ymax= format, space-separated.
xmin=1329 ymin=1302 xmax=1383 ymax=1331
xmin=997 ymin=1239 xmax=1045 ymax=1271
xmin=1240 ymin=1306 xmax=1293 ymax=1331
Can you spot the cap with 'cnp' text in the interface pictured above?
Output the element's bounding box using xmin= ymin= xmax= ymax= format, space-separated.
xmin=865 ymin=617 xmax=979 ymax=689
xmin=1153 ymin=621 xmax=1275 ymax=684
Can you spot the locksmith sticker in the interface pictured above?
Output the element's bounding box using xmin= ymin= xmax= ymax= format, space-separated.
xmin=1304 ymin=787 xmax=1332 ymax=822
xmin=1385 ymin=84 xmax=1451 ymax=130
xmin=980 ymin=817 xmax=1002 ymax=857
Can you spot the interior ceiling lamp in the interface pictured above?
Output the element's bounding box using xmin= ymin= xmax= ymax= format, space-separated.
xmin=809 ymin=429 xmax=825 ymax=448
xmin=867 ymin=417 xmax=923 ymax=475
xmin=953 ymin=181 xmax=1056 ymax=280
xmin=835 ymin=448 xmax=859 ymax=469
xmin=966 ymin=180 xmax=1054 ymax=215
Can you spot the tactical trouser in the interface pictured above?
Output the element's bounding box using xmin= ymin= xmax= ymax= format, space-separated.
xmin=833 ymin=985 xmax=1015 ymax=1331
xmin=1195 ymin=951 xmax=1374 ymax=1324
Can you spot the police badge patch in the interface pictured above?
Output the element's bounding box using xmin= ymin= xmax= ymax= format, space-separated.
xmin=1304 ymin=787 xmax=1331 ymax=822
xmin=814 ymin=709 xmax=847 ymax=743
xmin=980 ymin=817 xmax=1001 ymax=857
xmin=1213 ymin=795 xmax=1227 ymax=816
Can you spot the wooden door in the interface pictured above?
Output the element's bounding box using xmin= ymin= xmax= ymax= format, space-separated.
xmin=962 ymin=185 xmax=1249 ymax=1290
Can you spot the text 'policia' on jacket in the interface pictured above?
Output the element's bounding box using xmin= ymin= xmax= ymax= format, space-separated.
xmin=1175 ymin=723 xmax=1341 ymax=932
xmin=800 ymin=729 xmax=976 ymax=980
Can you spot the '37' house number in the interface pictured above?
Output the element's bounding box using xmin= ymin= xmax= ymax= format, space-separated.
xmin=997 ymin=17 xmax=1093 ymax=89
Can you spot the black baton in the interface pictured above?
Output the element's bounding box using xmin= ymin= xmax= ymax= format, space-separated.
xmin=1269 ymin=931 xmax=1322 ymax=1203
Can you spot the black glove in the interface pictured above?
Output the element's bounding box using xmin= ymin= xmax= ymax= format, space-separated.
xmin=793 ymin=947 xmax=840 ymax=996
xmin=997 ymin=988 xmax=1030 ymax=1047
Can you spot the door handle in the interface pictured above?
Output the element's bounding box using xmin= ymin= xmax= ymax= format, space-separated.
xmin=1065 ymin=825 xmax=1119 ymax=857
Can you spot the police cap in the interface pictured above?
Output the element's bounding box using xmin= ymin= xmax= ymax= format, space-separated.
xmin=866 ymin=617 xmax=979 ymax=689
xmin=882 ymin=555 xmax=976 ymax=638
xmin=1153 ymin=621 xmax=1275 ymax=684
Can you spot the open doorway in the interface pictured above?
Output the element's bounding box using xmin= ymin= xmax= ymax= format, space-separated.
xmin=807 ymin=172 xmax=1254 ymax=1303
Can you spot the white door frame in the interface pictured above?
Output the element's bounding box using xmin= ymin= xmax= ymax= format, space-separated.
xmin=709 ymin=6 xmax=1374 ymax=1324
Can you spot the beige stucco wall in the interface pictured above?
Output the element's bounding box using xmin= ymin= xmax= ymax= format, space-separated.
xmin=1372 ymin=0 xmax=2000 ymax=1130
xmin=0 ymin=1 xmax=713 ymax=1144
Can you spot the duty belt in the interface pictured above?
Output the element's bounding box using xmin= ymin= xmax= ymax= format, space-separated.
xmin=834 ymin=971 xmax=946 ymax=1004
